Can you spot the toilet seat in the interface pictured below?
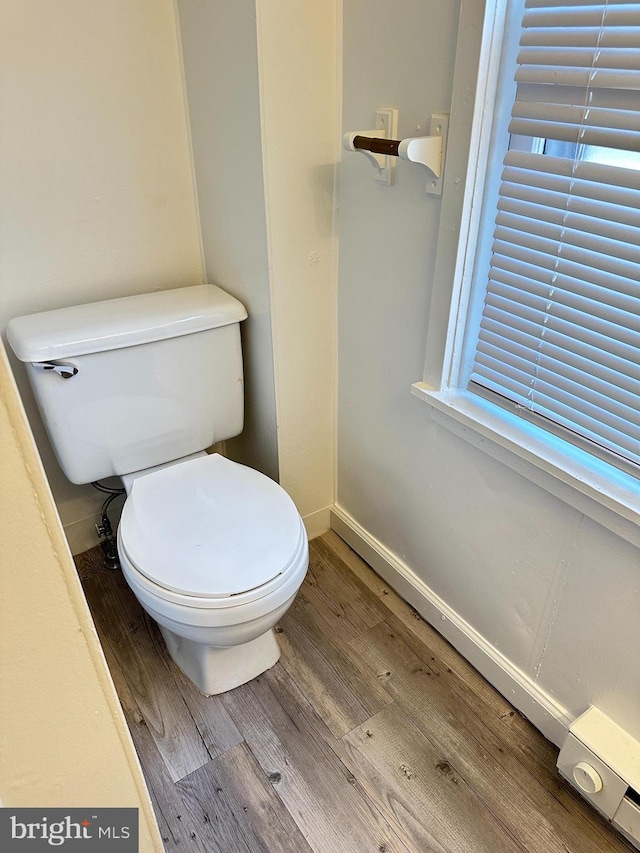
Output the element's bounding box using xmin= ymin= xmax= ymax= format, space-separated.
xmin=118 ymin=454 xmax=305 ymax=605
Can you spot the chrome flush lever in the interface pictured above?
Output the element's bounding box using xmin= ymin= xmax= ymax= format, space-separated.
xmin=32 ymin=361 xmax=79 ymax=379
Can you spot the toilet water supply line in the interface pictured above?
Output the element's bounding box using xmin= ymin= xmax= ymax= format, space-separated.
xmin=91 ymin=481 xmax=125 ymax=570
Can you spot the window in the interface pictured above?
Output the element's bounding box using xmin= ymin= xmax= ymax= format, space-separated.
xmin=466 ymin=0 xmax=640 ymax=473
xmin=413 ymin=0 xmax=640 ymax=540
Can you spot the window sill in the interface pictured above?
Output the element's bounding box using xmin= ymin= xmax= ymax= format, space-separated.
xmin=411 ymin=382 xmax=640 ymax=549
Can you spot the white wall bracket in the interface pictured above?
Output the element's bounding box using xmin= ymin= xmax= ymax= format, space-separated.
xmin=342 ymin=107 xmax=399 ymax=184
xmin=402 ymin=113 xmax=449 ymax=195
xmin=343 ymin=111 xmax=449 ymax=196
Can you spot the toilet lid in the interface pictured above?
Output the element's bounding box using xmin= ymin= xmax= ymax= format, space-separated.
xmin=119 ymin=454 xmax=303 ymax=598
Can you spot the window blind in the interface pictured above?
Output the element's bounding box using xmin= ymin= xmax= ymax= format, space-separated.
xmin=469 ymin=0 xmax=640 ymax=468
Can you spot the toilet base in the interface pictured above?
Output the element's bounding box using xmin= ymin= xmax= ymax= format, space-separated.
xmin=159 ymin=625 xmax=281 ymax=695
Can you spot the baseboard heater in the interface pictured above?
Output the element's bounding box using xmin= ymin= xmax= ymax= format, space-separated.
xmin=558 ymin=707 xmax=640 ymax=848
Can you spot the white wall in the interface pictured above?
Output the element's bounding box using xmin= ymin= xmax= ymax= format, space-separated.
xmin=336 ymin=0 xmax=640 ymax=743
xmin=177 ymin=0 xmax=279 ymax=482
xmin=1 ymin=0 xmax=203 ymax=552
xmin=0 ymin=342 xmax=162 ymax=852
xmin=176 ymin=0 xmax=338 ymax=536
xmin=255 ymin=0 xmax=338 ymax=537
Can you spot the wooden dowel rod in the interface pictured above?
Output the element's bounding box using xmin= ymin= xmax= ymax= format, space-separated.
xmin=352 ymin=135 xmax=401 ymax=157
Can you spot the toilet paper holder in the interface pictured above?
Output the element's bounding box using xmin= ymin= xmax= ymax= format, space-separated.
xmin=343 ymin=110 xmax=449 ymax=196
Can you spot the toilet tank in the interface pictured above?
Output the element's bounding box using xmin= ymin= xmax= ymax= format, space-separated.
xmin=7 ymin=285 xmax=248 ymax=484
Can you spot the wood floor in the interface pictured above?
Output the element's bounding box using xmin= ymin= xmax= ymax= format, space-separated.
xmin=76 ymin=531 xmax=634 ymax=853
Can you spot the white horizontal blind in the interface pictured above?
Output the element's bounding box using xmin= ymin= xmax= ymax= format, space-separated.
xmin=469 ymin=0 xmax=640 ymax=468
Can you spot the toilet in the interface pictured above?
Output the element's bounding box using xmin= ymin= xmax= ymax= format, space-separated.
xmin=7 ymin=284 xmax=308 ymax=695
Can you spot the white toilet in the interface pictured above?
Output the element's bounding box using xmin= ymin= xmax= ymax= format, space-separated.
xmin=7 ymin=284 xmax=308 ymax=695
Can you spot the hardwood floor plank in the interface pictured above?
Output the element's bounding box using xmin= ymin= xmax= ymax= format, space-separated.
xmin=167 ymin=662 xmax=245 ymax=761
xmin=176 ymin=743 xmax=313 ymax=853
xmin=342 ymin=703 xmax=526 ymax=853
xmin=277 ymin=592 xmax=392 ymax=737
xmin=74 ymin=544 xmax=110 ymax=582
xmin=349 ymin=618 xmax=633 ymax=853
xmin=82 ymin=569 xmax=211 ymax=783
xmin=301 ymin=536 xmax=389 ymax=642
xmin=220 ymin=663 xmax=410 ymax=853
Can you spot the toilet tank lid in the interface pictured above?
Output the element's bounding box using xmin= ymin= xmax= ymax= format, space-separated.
xmin=6 ymin=284 xmax=248 ymax=362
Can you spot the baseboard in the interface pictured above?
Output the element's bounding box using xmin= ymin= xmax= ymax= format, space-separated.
xmin=330 ymin=504 xmax=572 ymax=747
xmin=303 ymin=505 xmax=332 ymax=541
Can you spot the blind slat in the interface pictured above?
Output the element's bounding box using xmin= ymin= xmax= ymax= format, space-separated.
xmin=520 ymin=26 xmax=640 ymax=48
xmin=515 ymin=66 xmax=640 ymax=89
xmin=517 ymin=46 xmax=640 ymax=72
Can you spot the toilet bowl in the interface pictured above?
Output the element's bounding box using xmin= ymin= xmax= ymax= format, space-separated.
xmin=116 ymin=453 xmax=308 ymax=695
